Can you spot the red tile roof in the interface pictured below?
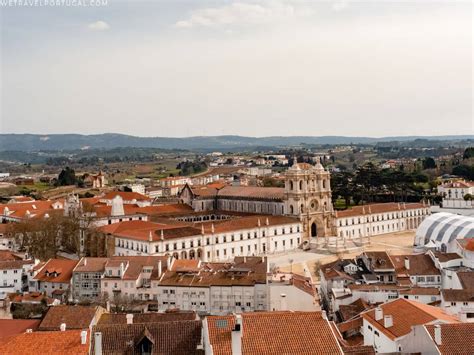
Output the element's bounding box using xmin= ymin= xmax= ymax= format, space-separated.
xmin=361 ymin=299 xmax=459 ymax=340
xmin=34 ymin=259 xmax=79 ymax=284
xmin=425 ymin=323 xmax=474 ymax=355
xmin=441 ymin=289 xmax=474 ymax=302
xmin=390 ymin=254 xmax=440 ymax=277
xmin=0 ymin=259 xmax=33 ymax=270
xmin=73 ymin=257 xmax=109 ymax=273
xmin=0 ymin=250 xmax=23 ymax=261
xmin=97 ymin=312 xmax=196 ymax=325
xmin=196 ymin=215 xmax=299 ymax=234
xmin=101 ymin=191 xmax=151 ymax=201
xmin=0 ymin=330 xmax=89 ymax=355
xmin=207 ymin=312 xmax=343 ymax=355
xmin=0 ymin=319 xmax=41 ymax=341
xmin=337 ymin=202 xmax=425 ymax=218
xmin=38 ymin=305 xmax=100 ymax=331
xmin=218 ymin=186 xmax=284 ymax=200
xmin=92 ymin=321 xmax=202 ymax=354
xmin=160 ymin=256 xmax=267 ymax=287
xmin=0 ymin=200 xmax=64 ymax=220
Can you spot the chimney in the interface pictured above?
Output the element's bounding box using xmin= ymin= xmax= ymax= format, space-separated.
xmin=280 ymin=293 xmax=288 ymax=311
xmin=434 ymin=324 xmax=442 ymax=345
xmin=231 ymin=314 xmax=243 ymax=355
xmin=384 ymin=315 xmax=393 ymax=328
xmin=26 ymin=329 xmax=33 ymax=333
xmin=167 ymin=256 xmax=172 ymax=270
xmin=265 ymin=218 xmax=269 ymax=226
xmin=375 ymin=307 xmax=383 ymax=321
xmin=84 ymin=258 xmax=87 ymax=266
xmin=106 ymin=301 xmax=110 ymax=312
xmin=160 ymin=229 xmax=164 ymax=241
xmin=321 ymin=310 xmax=328 ymax=320
xmin=211 ymin=223 xmax=215 ymax=234
xmin=257 ymin=218 xmax=261 ymax=227
xmin=120 ymin=262 xmax=125 ymax=278
xmin=404 ymin=257 xmax=410 ymax=270
xmin=126 ymin=313 xmax=133 ymax=325
xmin=60 ymin=323 xmax=66 ymax=331
xmin=94 ymin=332 xmax=103 ymax=355
xmin=148 ymin=231 xmax=153 ymax=242
xmin=81 ymin=330 xmax=88 ymax=345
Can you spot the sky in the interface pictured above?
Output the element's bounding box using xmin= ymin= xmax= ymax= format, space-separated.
xmin=0 ymin=0 xmax=472 ymax=137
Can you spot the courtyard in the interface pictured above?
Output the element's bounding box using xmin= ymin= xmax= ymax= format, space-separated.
xmin=270 ymin=231 xmax=416 ymax=281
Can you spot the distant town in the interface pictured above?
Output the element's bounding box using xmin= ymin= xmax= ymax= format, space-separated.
xmin=0 ymin=140 xmax=473 ymax=354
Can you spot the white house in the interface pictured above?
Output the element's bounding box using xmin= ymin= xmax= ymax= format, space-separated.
xmin=361 ymin=298 xmax=459 ymax=354
xmin=0 ymin=259 xmax=34 ymax=300
xmin=438 ymin=180 xmax=474 ymax=209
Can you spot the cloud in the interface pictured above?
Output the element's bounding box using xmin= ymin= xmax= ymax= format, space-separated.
xmin=332 ymin=1 xmax=348 ymax=12
xmin=87 ymin=20 xmax=110 ymax=31
xmin=174 ymin=2 xmax=310 ymax=28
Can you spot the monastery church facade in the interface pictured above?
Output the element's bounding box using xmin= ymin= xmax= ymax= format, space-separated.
xmin=180 ymin=161 xmax=335 ymax=240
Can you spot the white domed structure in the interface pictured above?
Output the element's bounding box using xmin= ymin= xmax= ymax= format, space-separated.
xmin=414 ymin=212 xmax=474 ymax=253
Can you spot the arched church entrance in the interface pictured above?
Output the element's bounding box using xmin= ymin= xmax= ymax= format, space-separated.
xmin=311 ymin=222 xmax=318 ymax=237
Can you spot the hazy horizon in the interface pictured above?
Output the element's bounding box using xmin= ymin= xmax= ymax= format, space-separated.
xmin=2 ymin=1 xmax=472 ymax=137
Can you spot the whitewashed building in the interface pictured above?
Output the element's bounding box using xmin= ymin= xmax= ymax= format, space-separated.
xmin=438 ymin=180 xmax=474 ymax=209
xmin=101 ymin=216 xmax=303 ymax=262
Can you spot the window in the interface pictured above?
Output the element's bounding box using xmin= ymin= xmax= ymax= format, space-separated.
xmin=451 ymin=302 xmax=456 ymax=306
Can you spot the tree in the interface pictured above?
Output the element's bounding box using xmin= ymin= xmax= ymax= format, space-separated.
xmin=463 ymin=147 xmax=474 ymax=160
xmin=56 ymin=167 xmax=77 ymax=186
xmin=422 ymin=157 xmax=436 ymax=170
xmin=464 ymin=193 xmax=473 ymax=201
xmin=453 ymin=165 xmax=474 ymax=180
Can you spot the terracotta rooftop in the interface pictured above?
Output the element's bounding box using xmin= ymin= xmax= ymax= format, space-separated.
xmin=336 ymin=202 xmax=425 ymax=218
xmin=34 ymin=259 xmax=79 ymax=284
xmin=440 ymin=180 xmax=474 ymax=189
xmin=104 ymin=255 xmax=169 ymax=281
xmin=390 ymin=254 xmax=440 ymax=277
xmin=206 ymin=311 xmax=343 ymax=355
xmin=38 ymin=305 xmax=100 ymax=331
xmin=97 ymin=311 xmax=196 ymax=325
xmin=0 ymin=259 xmax=33 ymax=270
xmin=362 ymin=251 xmax=395 ymax=271
xmin=217 ymin=186 xmax=284 ymax=200
xmin=92 ymin=320 xmax=202 ymax=354
xmin=0 ymin=329 xmax=89 ymax=355
xmin=160 ymin=256 xmax=267 ymax=287
xmin=7 ymin=292 xmax=55 ymax=305
xmin=0 ymin=319 xmax=41 ymax=341
xmin=441 ymin=289 xmax=474 ymax=302
xmin=101 ymin=191 xmax=151 ymax=201
xmin=0 ymin=200 xmax=64 ymax=220
xmin=425 ymin=323 xmax=474 ymax=355
xmin=431 ymin=251 xmax=462 ymax=262
xmin=0 ymin=250 xmax=23 ymax=261
xmin=398 ymin=287 xmax=440 ymax=296
xmin=457 ymin=271 xmax=474 ymax=290
xmin=339 ymin=298 xmax=372 ymax=322
xmin=196 ymin=215 xmax=299 ymax=234
xmin=73 ymin=257 xmax=109 ymax=273
xmin=361 ymin=299 xmax=459 ymax=340
xmin=99 ymin=215 xmax=298 ymax=242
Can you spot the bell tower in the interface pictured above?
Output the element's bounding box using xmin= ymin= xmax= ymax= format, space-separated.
xmin=284 ymin=159 xmax=335 ymax=240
